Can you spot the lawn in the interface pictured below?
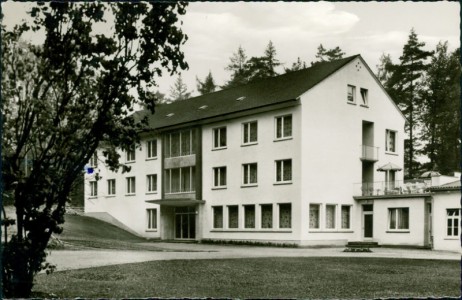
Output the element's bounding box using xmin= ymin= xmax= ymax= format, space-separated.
xmin=53 ymin=215 xmax=163 ymax=251
xmin=33 ymin=257 xmax=460 ymax=298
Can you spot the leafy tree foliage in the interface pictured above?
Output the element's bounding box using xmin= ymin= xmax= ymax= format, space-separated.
xmin=384 ymin=29 xmax=433 ymax=179
xmin=196 ymin=71 xmax=217 ymax=95
xmin=284 ymin=57 xmax=307 ymax=73
xmin=419 ymin=43 xmax=460 ymax=174
xmin=169 ymin=74 xmax=191 ymax=101
xmin=312 ymin=44 xmax=345 ymax=65
xmin=1 ymin=2 xmax=188 ymax=297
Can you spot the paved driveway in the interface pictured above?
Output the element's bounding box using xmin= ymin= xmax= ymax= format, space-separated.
xmin=46 ymin=243 xmax=461 ymax=272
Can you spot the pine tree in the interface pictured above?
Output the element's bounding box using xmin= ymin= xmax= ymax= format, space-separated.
xmin=223 ymin=45 xmax=249 ymax=88
xmin=376 ymin=53 xmax=393 ymax=85
xmin=284 ymin=57 xmax=307 ymax=73
xmin=313 ymin=44 xmax=345 ymax=65
xmin=196 ymin=71 xmax=217 ymax=95
xmin=169 ymin=74 xmax=191 ymax=101
xmin=385 ymin=29 xmax=433 ymax=178
xmin=419 ymin=43 xmax=460 ymax=174
xmin=263 ymin=40 xmax=280 ymax=77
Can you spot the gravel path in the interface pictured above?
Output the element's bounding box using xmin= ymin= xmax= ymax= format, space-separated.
xmin=46 ymin=243 xmax=461 ymax=272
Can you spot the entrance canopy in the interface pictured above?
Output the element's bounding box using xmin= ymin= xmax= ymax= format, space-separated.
xmin=377 ymin=162 xmax=402 ymax=172
xmin=146 ymin=199 xmax=205 ymax=207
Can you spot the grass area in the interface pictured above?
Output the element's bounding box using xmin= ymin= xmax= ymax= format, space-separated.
xmin=33 ymin=257 xmax=460 ymax=298
xmin=54 ymin=215 xmax=162 ymax=251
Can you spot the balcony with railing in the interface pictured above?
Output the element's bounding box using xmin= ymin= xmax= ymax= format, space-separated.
xmin=354 ymin=179 xmax=431 ymax=197
xmin=360 ymin=145 xmax=379 ymax=162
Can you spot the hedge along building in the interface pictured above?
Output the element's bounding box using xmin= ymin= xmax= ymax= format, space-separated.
xmin=85 ymin=54 xmax=420 ymax=246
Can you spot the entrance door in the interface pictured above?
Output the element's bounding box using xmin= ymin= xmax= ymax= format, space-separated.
xmin=362 ymin=204 xmax=373 ymax=238
xmin=174 ymin=207 xmax=196 ymax=239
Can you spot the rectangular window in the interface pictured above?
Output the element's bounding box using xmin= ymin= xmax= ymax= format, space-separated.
xmin=347 ymin=85 xmax=356 ymax=103
xmin=147 ymin=174 xmax=157 ymax=193
xmin=279 ymin=203 xmax=291 ymax=229
xmin=107 ymin=179 xmax=116 ymax=196
xmin=147 ymin=209 xmax=157 ymax=230
xmin=89 ymin=152 xmax=98 ymax=168
xmin=341 ymin=205 xmax=351 ymax=229
xmin=275 ymin=115 xmax=292 ymax=139
xmin=181 ymin=130 xmax=191 ymax=156
xmin=244 ymin=205 xmax=255 ymax=228
xmin=164 ymin=167 xmax=195 ymax=194
xmin=213 ymin=127 xmax=227 ymax=149
xmin=309 ymin=204 xmax=320 ymax=229
xmin=90 ymin=181 xmax=98 ymax=197
xmin=213 ymin=206 xmax=223 ymax=229
xmin=213 ymin=167 xmax=227 ymax=188
xmin=228 ymin=205 xmax=239 ymax=229
xmin=126 ymin=145 xmax=136 ymax=162
xmin=126 ymin=177 xmax=136 ymax=195
xmin=360 ymin=88 xmax=368 ymax=106
xmin=389 ymin=208 xmax=409 ymax=230
xmin=447 ymin=209 xmax=460 ymax=237
xmin=147 ymin=139 xmax=157 ymax=159
xmin=242 ymin=163 xmax=258 ymax=186
xmin=243 ymin=121 xmax=258 ymax=144
xmin=326 ymin=205 xmax=336 ymax=229
xmin=164 ymin=130 xmax=194 ymax=158
xmin=275 ymin=159 xmax=292 ymax=183
xmin=386 ymin=129 xmax=396 ymax=153
xmin=261 ymin=204 xmax=273 ymax=229
xmin=171 ymin=132 xmax=180 ymax=157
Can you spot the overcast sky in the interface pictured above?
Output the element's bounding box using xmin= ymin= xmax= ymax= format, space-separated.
xmin=2 ymin=1 xmax=460 ymax=97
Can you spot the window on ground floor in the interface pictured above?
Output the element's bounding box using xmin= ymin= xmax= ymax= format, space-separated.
xmin=228 ymin=205 xmax=239 ymax=229
xmin=389 ymin=207 xmax=409 ymax=230
xmin=309 ymin=204 xmax=320 ymax=229
xmin=244 ymin=205 xmax=255 ymax=228
xmin=341 ymin=205 xmax=351 ymax=229
xmin=146 ymin=209 xmax=157 ymax=230
xmin=279 ymin=203 xmax=291 ymax=229
xmin=447 ymin=209 xmax=460 ymax=237
xmin=213 ymin=206 xmax=223 ymax=229
xmin=261 ymin=204 xmax=273 ymax=229
xmin=325 ymin=204 xmax=336 ymax=229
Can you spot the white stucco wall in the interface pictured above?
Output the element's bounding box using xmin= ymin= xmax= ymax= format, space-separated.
xmin=84 ymin=135 xmax=162 ymax=238
xmin=432 ymin=191 xmax=461 ymax=252
xmin=372 ymin=197 xmax=426 ymax=246
xmin=201 ymin=106 xmax=302 ymax=243
xmin=299 ymin=57 xmax=405 ymax=243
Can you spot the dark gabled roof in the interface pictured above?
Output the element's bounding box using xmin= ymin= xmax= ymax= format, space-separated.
xmin=139 ymin=54 xmax=360 ymax=130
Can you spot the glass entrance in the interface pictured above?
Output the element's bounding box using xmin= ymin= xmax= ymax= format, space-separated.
xmin=174 ymin=207 xmax=196 ymax=239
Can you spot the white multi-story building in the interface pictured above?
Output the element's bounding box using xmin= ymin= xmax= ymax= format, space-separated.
xmin=84 ymin=55 xmax=460 ymax=251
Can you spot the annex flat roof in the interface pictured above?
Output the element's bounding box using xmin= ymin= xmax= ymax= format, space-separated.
xmin=135 ymin=55 xmax=360 ymax=130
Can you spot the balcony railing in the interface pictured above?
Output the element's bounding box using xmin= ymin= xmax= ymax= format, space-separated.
xmin=360 ymin=145 xmax=379 ymax=162
xmin=354 ymin=179 xmax=431 ymax=197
